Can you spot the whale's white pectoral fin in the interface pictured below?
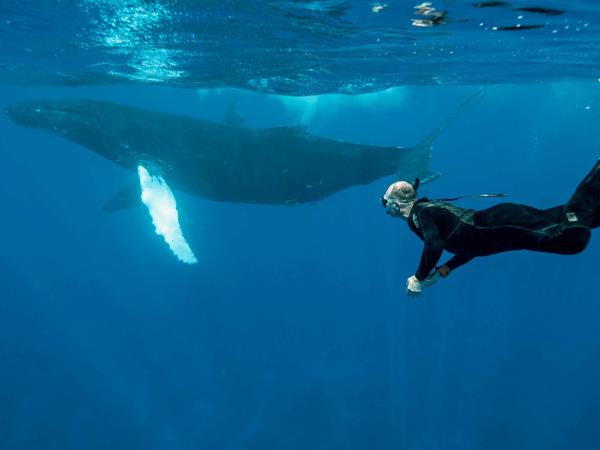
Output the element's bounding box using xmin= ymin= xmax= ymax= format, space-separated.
xmin=137 ymin=165 xmax=198 ymax=264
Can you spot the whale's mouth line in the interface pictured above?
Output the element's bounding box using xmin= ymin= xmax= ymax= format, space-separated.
xmin=35 ymin=104 xmax=101 ymax=121
xmin=6 ymin=102 xmax=101 ymax=120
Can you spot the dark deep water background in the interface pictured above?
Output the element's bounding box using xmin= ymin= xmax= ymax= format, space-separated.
xmin=1 ymin=83 xmax=600 ymax=450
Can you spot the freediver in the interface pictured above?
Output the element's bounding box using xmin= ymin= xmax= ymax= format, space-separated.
xmin=381 ymin=159 xmax=600 ymax=296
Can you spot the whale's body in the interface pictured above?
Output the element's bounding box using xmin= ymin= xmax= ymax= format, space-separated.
xmin=4 ymin=98 xmax=474 ymax=205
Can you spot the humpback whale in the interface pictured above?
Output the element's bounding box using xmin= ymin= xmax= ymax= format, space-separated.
xmin=4 ymin=95 xmax=477 ymax=206
xmin=4 ymin=95 xmax=477 ymax=262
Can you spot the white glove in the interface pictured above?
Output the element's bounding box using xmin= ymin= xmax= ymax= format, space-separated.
xmin=406 ymin=276 xmax=423 ymax=297
xmin=422 ymin=269 xmax=441 ymax=287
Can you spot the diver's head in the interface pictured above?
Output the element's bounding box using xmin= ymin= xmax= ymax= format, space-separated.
xmin=381 ymin=179 xmax=419 ymax=219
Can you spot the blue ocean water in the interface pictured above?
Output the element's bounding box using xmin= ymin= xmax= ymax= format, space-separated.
xmin=1 ymin=2 xmax=600 ymax=450
xmin=2 ymin=1 xmax=600 ymax=92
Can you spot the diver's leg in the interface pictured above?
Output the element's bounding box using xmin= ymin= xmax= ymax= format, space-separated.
xmin=471 ymin=202 xmax=592 ymax=255
xmin=473 ymin=203 xmax=584 ymax=254
xmin=545 ymin=226 xmax=591 ymax=254
xmin=563 ymin=159 xmax=600 ymax=229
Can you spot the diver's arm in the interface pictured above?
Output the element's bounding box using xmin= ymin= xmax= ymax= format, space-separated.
xmin=414 ymin=210 xmax=445 ymax=281
xmin=438 ymin=254 xmax=475 ymax=276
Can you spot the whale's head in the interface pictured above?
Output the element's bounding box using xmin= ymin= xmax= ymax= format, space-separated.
xmin=3 ymin=100 xmax=138 ymax=165
xmin=4 ymin=100 xmax=105 ymax=136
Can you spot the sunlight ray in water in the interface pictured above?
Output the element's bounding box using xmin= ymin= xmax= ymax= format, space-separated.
xmin=138 ymin=165 xmax=197 ymax=264
xmin=79 ymin=0 xmax=187 ymax=82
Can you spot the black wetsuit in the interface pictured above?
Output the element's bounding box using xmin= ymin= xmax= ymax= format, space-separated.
xmin=408 ymin=159 xmax=600 ymax=281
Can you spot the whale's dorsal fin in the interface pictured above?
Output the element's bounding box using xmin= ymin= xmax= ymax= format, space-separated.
xmin=223 ymin=102 xmax=246 ymax=127
xmin=103 ymin=183 xmax=142 ymax=213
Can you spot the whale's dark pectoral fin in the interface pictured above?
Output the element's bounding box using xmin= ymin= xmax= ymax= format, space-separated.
xmin=103 ymin=183 xmax=142 ymax=213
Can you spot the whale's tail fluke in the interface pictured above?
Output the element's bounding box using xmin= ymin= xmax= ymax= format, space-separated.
xmin=402 ymin=89 xmax=484 ymax=183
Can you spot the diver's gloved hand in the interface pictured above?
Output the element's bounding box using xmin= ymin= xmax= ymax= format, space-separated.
xmin=406 ymin=276 xmax=424 ymax=297
xmin=422 ymin=265 xmax=451 ymax=287
xmin=422 ymin=269 xmax=441 ymax=287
